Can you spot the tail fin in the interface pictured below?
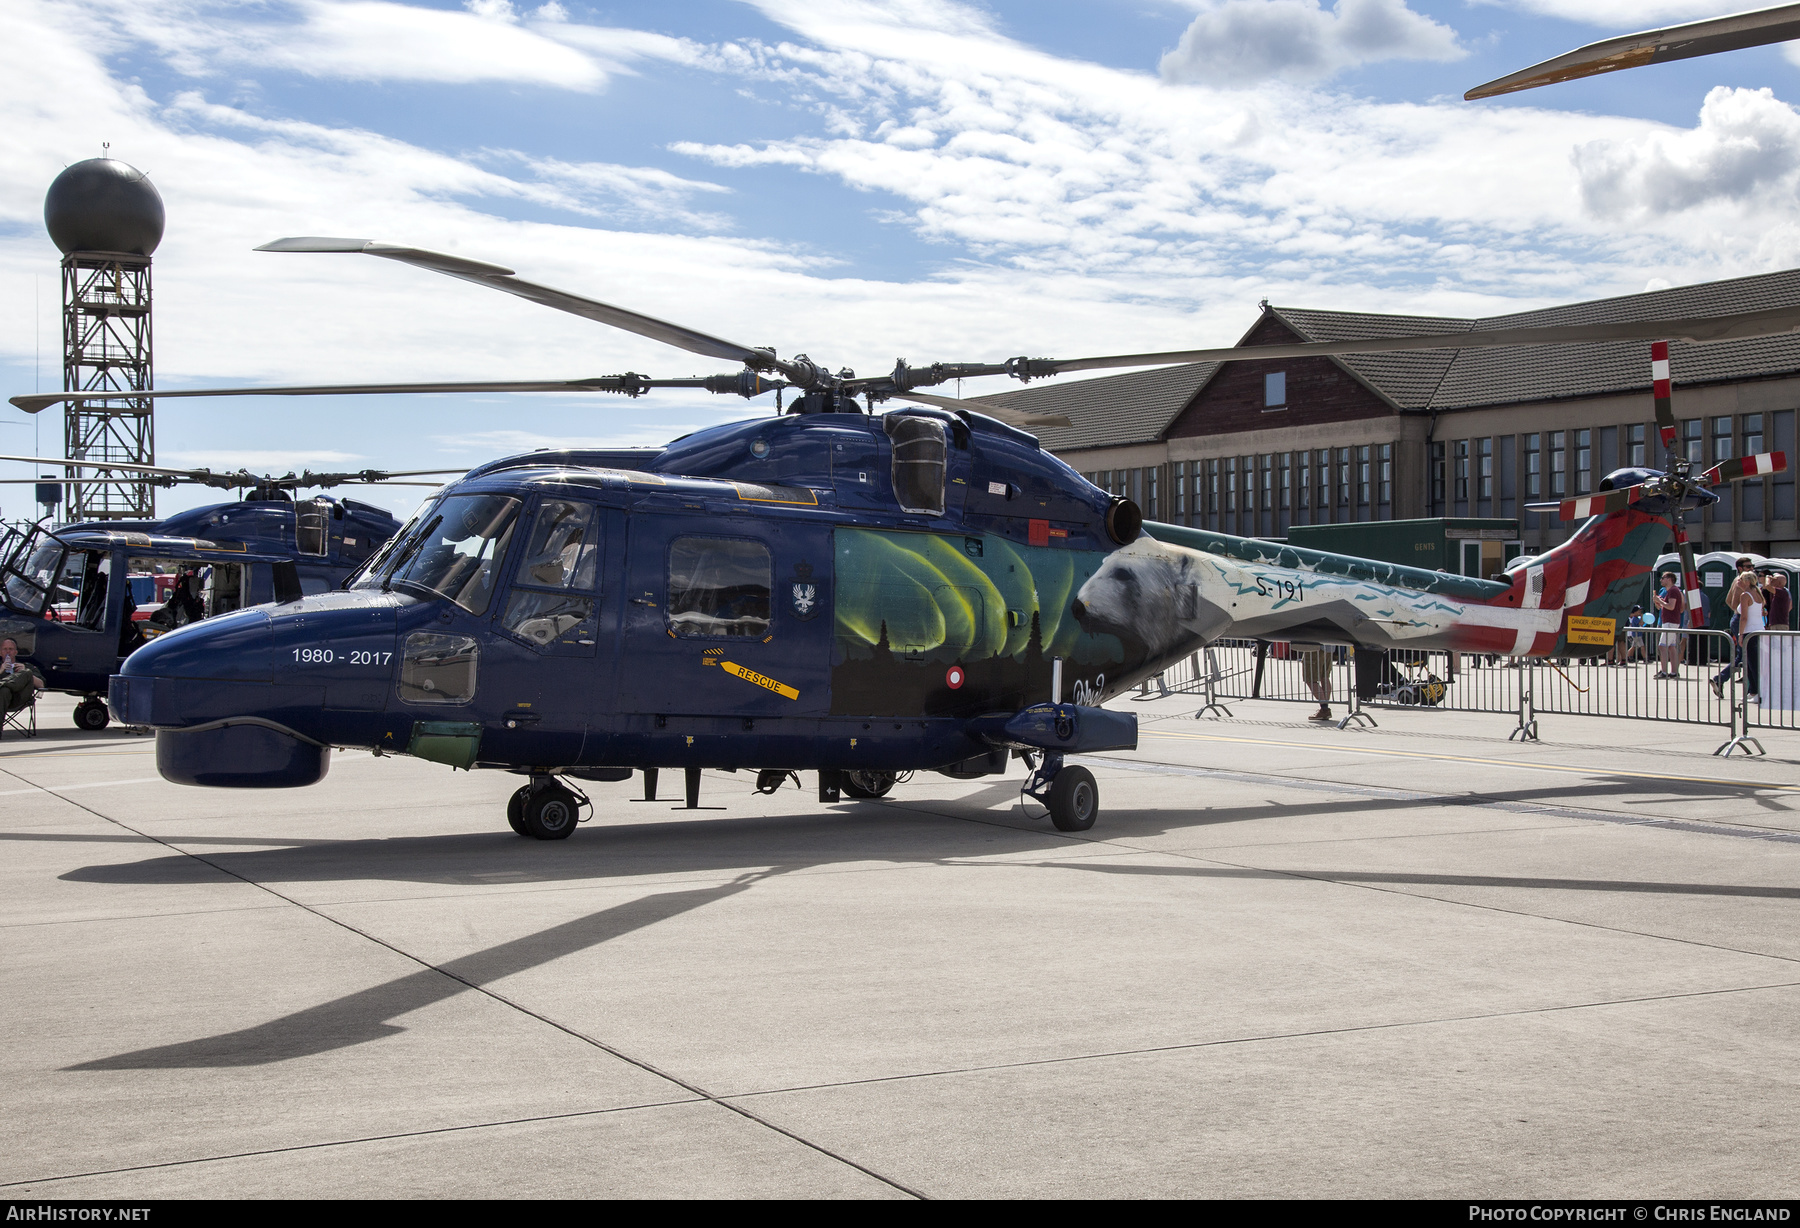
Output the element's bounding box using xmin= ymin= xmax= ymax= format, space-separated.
xmin=1489 ymin=505 xmax=1669 ymax=655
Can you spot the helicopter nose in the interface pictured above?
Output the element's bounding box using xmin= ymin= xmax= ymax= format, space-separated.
xmin=111 ymin=610 xmax=331 ymax=788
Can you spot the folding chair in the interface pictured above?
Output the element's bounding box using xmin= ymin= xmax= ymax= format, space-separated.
xmin=2 ymin=693 xmax=38 ymax=740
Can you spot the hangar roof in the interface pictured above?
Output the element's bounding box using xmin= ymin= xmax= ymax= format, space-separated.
xmin=990 ymin=267 xmax=1800 ymax=454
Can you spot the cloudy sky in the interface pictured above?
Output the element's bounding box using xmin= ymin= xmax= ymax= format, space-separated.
xmin=2 ymin=0 xmax=1799 ymax=517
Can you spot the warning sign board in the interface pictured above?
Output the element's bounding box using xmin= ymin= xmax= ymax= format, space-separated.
xmin=1566 ymin=615 xmax=1617 ymax=646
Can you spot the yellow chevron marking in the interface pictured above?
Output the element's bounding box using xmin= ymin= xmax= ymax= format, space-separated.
xmin=720 ymin=661 xmax=799 ymax=700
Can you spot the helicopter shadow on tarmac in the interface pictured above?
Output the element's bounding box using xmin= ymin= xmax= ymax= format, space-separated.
xmin=51 ymin=780 xmax=1800 ymax=1071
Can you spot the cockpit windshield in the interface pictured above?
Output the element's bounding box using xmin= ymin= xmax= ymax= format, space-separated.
xmin=383 ymin=494 xmax=519 ymax=615
xmin=2 ymin=534 xmax=62 ymax=616
xmin=348 ymin=500 xmax=432 ymax=590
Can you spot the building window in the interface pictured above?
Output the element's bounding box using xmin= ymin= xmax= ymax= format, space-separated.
xmin=1298 ymin=453 xmax=1311 ymax=510
xmin=1378 ymin=444 xmax=1393 ymax=508
xmin=1525 ymin=434 xmax=1540 ymax=499
xmin=1454 ymin=440 xmax=1469 ymax=503
xmin=1626 ymin=423 xmax=1645 ymax=468
xmin=1224 ymin=457 xmax=1237 ymax=513
xmin=1264 ymin=372 xmax=1287 ymax=409
xmin=1146 ymin=467 xmax=1159 ymax=521
xmin=1318 ymin=449 xmax=1332 ymax=517
xmin=1477 ymin=437 xmax=1493 ymax=501
xmin=1682 ymin=418 xmax=1702 ymax=465
xmin=1357 ymin=445 xmax=1371 ymax=510
xmin=1575 ymin=428 xmax=1591 ymax=495
xmin=1745 ymin=414 xmax=1764 ymax=456
xmin=1336 ymin=448 xmax=1351 ymax=509
xmin=1279 ymin=453 xmax=1291 ymax=510
xmin=1430 ymin=441 xmax=1445 ymax=510
xmin=1713 ymin=416 xmax=1733 ymax=464
xmin=1260 ymin=454 xmax=1273 ymax=516
xmin=1549 ymin=430 xmax=1566 ymax=498
xmin=1205 ymin=460 xmax=1218 ymax=518
xmin=1173 ymin=462 xmax=1187 ymax=522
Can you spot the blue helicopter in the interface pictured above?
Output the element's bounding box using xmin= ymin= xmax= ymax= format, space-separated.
xmin=0 ymin=456 xmax=457 ymax=728
xmin=70 ymin=236 xmax=1800 ymax=834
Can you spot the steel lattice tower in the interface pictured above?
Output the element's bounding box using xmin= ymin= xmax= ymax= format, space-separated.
xmin=44 ymin=156 xmax=166 ymax=522
xmin=62 ymin=251 xmax=154 ymax=519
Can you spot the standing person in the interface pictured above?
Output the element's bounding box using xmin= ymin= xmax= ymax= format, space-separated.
xmin=1737 ymin=569 xmax=1768 ymax=703
xmin=1298 ymin=645 xmax=1334 ymax=722
xmin=1767 ymin=571 xmax=1792 ymax=631
xmin=1655 ymin=570 xmax=1684 ymax=679
xmin=1712 ymin=558 xmax=1759 ymax=697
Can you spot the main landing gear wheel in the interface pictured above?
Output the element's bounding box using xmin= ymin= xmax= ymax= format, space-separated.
xmin=521 ymin=784 xmax=580 ymax=840
xmin=74 ymin=700 xmax=109 ymax=732
xmin=842 ymin=770 xmax=896 ymax=799
xmin=507 ymin=786 xmax=529 ymax=836
xmin=1047 ymin=766 xmax=1098 ymax=832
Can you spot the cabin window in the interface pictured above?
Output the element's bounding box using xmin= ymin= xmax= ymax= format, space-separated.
xmin=399 ymin=632 xmax=479 ymax=705
xmin=885 ymin=414 xmax=947 ymax=516
xmin=1264 ymin=372 xmax=1286 ymax=409
xmin=667 ymin=537 xmax=771 ymax=638
xmin=296 ymin=498 xmax=330 ymax=557
xmin=387 ymin=494 xmax=520 ymax=616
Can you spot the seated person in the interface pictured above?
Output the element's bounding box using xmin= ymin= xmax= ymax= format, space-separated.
xmin=0 ymin=638 xmax=43 ymax=716
xmin=150 ymin=571 xmax=205 ymax=629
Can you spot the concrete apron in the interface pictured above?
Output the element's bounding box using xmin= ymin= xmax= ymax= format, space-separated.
xmin=3 ymin=692 xmax=1799 ymax=1198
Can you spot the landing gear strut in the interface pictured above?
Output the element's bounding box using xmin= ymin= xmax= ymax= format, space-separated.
xmin=74 ymin=699 xmax=109 ymax=731
xmin=1022 ymin=753 xmax=1099 ymax=832
xmin=507 ymin=776 xmax=587 ymax=840
xmin=842 ymin=770 xmax=896 ymax=799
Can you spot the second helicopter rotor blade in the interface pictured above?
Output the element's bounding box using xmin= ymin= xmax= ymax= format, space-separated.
xmin=1703 ymin=452 xmax=1790 ymax=484
xmin=1026 ymin=304 xmax=1800 ymax=378
xmin=258 ymin=238 xmax=778 ymax=372
xmin=9 ymin=378 xmax=711 ymax=416
xmin=0 ymin=452 xmax=223 ymax=480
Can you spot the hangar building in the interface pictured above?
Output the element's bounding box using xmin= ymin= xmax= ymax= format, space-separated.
xmin=980 ymin=270 xmax=1800 ymax=557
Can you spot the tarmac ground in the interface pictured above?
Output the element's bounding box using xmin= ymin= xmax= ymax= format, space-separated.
xmin=4 ymin=690 xmax=1800 ymax=1199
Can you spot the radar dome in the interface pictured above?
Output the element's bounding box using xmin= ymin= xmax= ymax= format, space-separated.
xmin=44 ymin=158 xmax=165 ymax=256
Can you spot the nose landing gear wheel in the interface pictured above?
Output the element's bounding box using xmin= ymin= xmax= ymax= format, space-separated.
xmin=74 ymin=700 xmax=109 ymax=731
xmin=1046 ymin=765 xmax=1097 ymax=832
xmin=507 ymin=786 xmax=529 ymax=836
xmin=521 ymin=784 xmax=580 ymax=840
xmin=842 ymin=770 xmax=896 ymax=799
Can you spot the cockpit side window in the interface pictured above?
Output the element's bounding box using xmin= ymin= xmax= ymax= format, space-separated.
xmin=667 ymin=537 xmax=770 ymax=638
xmin=3 ymin=540 xmax=65 ymax=617
xmin=501 ymin=500 xmax=601 ymax=650
xmin=885 ymin=414 xmax=948 ymax=516
xmin=296 ymin=498 xmax=330 ymax=557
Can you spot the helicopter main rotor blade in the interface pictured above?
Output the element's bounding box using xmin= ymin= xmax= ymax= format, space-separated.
xmin=1024 ymin=304 xmax=1800 ymax=378
xmin=7 ymin=377 xmax=725 ymax=416
xmin=1465 ymin=3 xmax=1800 ymax=100
xmin=257 ymin=238 xmax=781 ymax=373
xmin=0 ymin=452 xmax=219 ymax=480
xmin=890 ymin=391 xmax=1073 ymax=430
xmin=1703 ymin=451 xmax=1789 ymax=484
xmin=1527 ymin=484 xmax=1652 ymax=521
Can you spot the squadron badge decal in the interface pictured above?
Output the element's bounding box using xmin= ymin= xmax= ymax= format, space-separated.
xmin=788 ymin=561 xmax=822 ymax=621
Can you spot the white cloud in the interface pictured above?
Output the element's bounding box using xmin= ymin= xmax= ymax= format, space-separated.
xmin=1159 ymin=0 xmax=1464 ymax=87
xmin=73 ymin=0 xmax=705 ymax=92
xmin=1575 ymin=87 xmax=1800 ymax=219
xmin=1478 ymin=1 xmax=1765 ymax=26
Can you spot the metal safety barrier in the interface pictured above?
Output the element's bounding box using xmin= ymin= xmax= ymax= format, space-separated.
xmin=1737 ymin=628 xmax=1800 ymax=755
xmin=1151 ymin=630 xmax=1752 ymax=749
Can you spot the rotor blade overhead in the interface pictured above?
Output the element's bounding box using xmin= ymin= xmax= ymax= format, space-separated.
xmin=257 ymin=237 xmax=777 ymax=371
xmin=1465 ymin=3 xmax=1800 ymax=100
xmin=10 ymin=376 xmax=735 ymax=416
xmin=1029 ymin=304 xmax=1800 ymax=377
xmin=889 ymin=391 xmax=1073 ymax=430
xmin=1704 ymin=451 xmax=1789 ymax=484
xmin=0 ymin=452 xmax=202 ymax=479
xmin=1528 ymin=485 xmax=1649 ymax=521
